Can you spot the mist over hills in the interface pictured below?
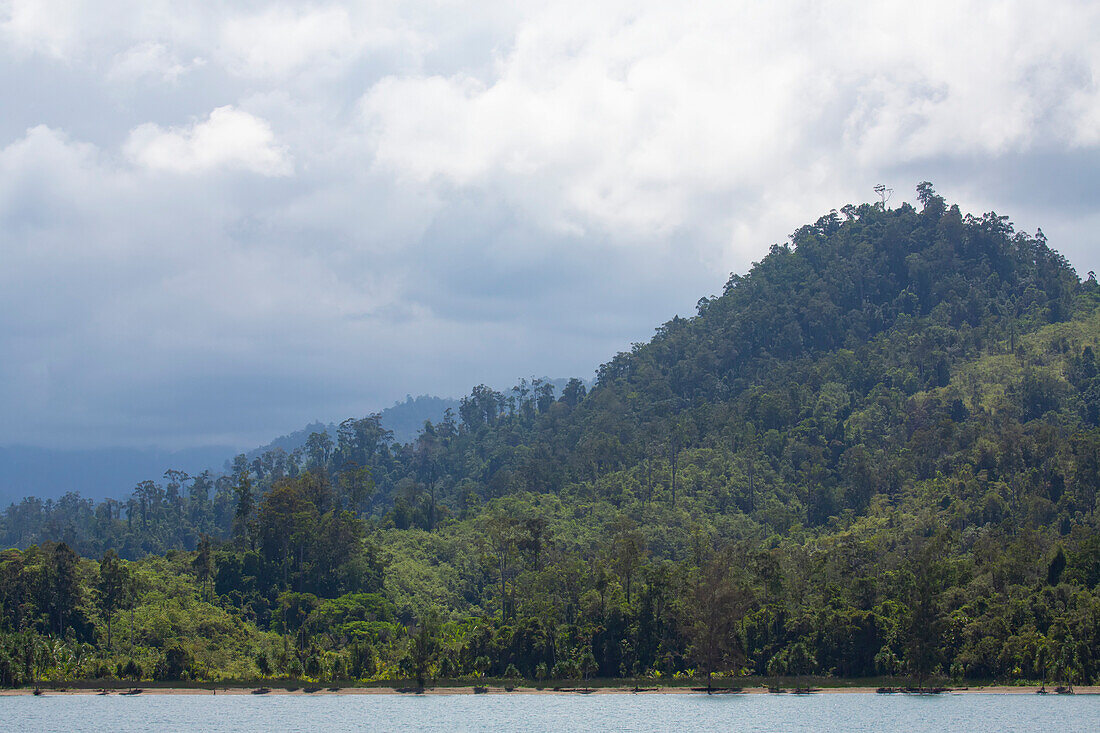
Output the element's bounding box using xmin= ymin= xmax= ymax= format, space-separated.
xmin=242 ymin=382 xmax=587 ymax=464
xmin=0 ymin=445 xmax=233 ymax=508
xmin=0 ymin=381 xmax=590 ymax=507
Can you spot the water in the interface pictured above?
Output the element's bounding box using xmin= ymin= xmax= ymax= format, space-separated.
xmin=3 ymin=692 xmax=1098 ymax=733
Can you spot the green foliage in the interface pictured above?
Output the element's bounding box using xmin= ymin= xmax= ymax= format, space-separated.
xmin=3 ymin=187 xmax=1100 ymax=687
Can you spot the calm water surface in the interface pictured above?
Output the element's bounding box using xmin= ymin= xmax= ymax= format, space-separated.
xmin=4 ymin=692 xmax=1098 ymax=732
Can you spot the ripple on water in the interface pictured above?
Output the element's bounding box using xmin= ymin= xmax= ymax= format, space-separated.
xmin=3 ymin=692 xmax=1099 ymax=733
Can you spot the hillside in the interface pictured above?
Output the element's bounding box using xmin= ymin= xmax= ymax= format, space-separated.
xmin=3 ymin=184 xmax=1100 ymax=688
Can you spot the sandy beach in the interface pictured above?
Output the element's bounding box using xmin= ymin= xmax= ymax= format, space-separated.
xmin=3 ymin=684 xmax=1097 ymax=696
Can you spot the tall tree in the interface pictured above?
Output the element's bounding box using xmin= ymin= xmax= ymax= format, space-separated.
xmin=191 ymin=535 xmax=213 ymax=599
xmin=484 ymin=510 xmax=520 ymax=620
xmin=97 ymin=549 xmax=126 ymax=651
xmin=906 ymin=539 xmax=945 ymax=690
xmin=49 ymin=542 xmax=80 ymax=636
xmin=609 ymin=517 xmax=646 ymax=604
xmin=232 ymin=472 xmax=255 ymax=549
xmin=684 ymin=547 xmax=753 ymax=692
xmin=406 ymin=610 xmax=440 ymax=688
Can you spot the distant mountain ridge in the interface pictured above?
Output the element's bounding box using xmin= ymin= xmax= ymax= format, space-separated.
xmin=0 ymin=379 xmax=592 ymax=506
xmin=239 ymin=395 xmax=463 ymax=464
xmin=238 ymin=380 xmax=589 ymax=467
xmin=0 ymin=445 xmax=232 ymax=506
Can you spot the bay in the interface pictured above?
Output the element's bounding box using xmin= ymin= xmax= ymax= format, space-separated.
xmin=3 ymin=692 xmax=1098 ymax=733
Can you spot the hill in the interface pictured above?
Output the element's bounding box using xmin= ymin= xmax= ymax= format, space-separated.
xmin=3 ymin=184 xmax=1099 ymax=688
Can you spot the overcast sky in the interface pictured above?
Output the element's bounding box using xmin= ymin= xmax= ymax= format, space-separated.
xmin=2 ymin=1 xmax=1099 ymax=450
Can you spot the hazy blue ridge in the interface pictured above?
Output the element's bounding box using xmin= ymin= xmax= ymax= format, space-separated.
xmin=0 ymin=378 xmax=590 ymax=506
xmin=0 ymin=445 xmax=234 ymax=505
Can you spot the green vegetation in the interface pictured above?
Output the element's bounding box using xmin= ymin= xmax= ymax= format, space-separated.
xmin=3 ymin=185 xmax=1100 ymax=689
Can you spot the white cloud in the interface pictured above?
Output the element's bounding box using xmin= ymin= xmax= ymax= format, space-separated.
xmin=361 ymin=1 xmax=1100 ymax=246
xmin=0 ymin=0 xmax=84 ymax=58
xmin=218 ymin=6 xmax=357 ymax=78
xmin=216 ymin=4 xmax=428 ymax=80
xmin=3 ymin=0 xmax=1100 ymax=449
xmin=108 ymin=41 xmax=202 ymax=83
xmin=124 ymin=106 xmax=292 ymax=176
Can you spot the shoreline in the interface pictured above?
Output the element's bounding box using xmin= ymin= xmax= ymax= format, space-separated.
xmin=4 ymin=684 xmax=1098 ymax=696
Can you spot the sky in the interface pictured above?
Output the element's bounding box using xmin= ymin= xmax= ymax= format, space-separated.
xmin=2 ymin=0 xmax=1099 ymax=451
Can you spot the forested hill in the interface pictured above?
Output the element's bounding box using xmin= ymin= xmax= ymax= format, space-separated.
xmin=4 ymin=184 xmax=1100 ymax=688
xmin=3 ymin=183 xmax=1095 ymax=550
xmin=369 ymin=182 xmax=1090 ymax=525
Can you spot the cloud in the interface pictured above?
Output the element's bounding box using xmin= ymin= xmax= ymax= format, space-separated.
xmin=108 ymin=41 xmax=203 ymax=84
xmin=124 ymin=106 xmax=292 ymax=176
xmin=2 ymin=1 xmax=1100 ymax=450
xmin=0 ymin=0 xmax=83 ymax=58
xmin=360 ymin=1 xmax=1100 ymax=247
xmin=217 ymin=6 xmax=359 ymax=79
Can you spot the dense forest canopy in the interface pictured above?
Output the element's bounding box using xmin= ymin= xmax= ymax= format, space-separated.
xmin=3 ymin=184 xmax=1100 ymax=688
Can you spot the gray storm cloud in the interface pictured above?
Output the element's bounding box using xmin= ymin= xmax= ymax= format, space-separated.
xmin=1 ymin=0 xmax=1098 ymax=449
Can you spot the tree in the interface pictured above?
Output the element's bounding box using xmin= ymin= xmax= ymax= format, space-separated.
xmin=276 ymin=592 xmax=319 ymax=650
xmin=609 ymin=517 xmax=646 ymax=604
xmin=232 ymin=471 xmax=255 ymax=549
xmin=580 ymin=649 xmax=598 ymax=687
xmin=684 ymin=548 xmax=753 ymax=692
xmin=484 ymin=510 xmax=521 ymax=620
xmin=560 ymin=378 xmax=586 ymax=408
xmin=49 ymin=542 xmax=80 ymax=636
xmin=338 ymin=466 xmax=375 ymax=514
xmin=156 ymin=644 xmax=194 ymax=681
xmin=122 ymin=658 xmax=142 ymax=690
xmin=188 ymin=471 xmax=213 ymax=528
xmin=667 ymin=423 xmax=687 ymax=505
xmin=519 ymin=515 xmax=548 ymax=572
xmin=24 ymin=633 xmax=50 ymax=694
xmin=124 ymin=568 xmax=144 ymax=653
xmin=192 ymin=535 xmax=213 ymax=599
xmin=906 ymin=539 xmax=945 ymax=690
xmin=163 ymin=469 xmax=190 ymax=527
xmin=305 ymin=431 xmax=334 ymax=469
xmin=97 ymin=550 xmax=126 ymax=651
xmin=406 ymin=611 xmax=440 ymax=688
xmin=336 ymin=416 xmax=392 ymax=471
xmin=132 ymin=480 xmax=163 ymax=530
xmin=916 ymin=181 xmax=945 ymax=218
xmin=1047 ymin=546 xmax=1066 ymax=586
